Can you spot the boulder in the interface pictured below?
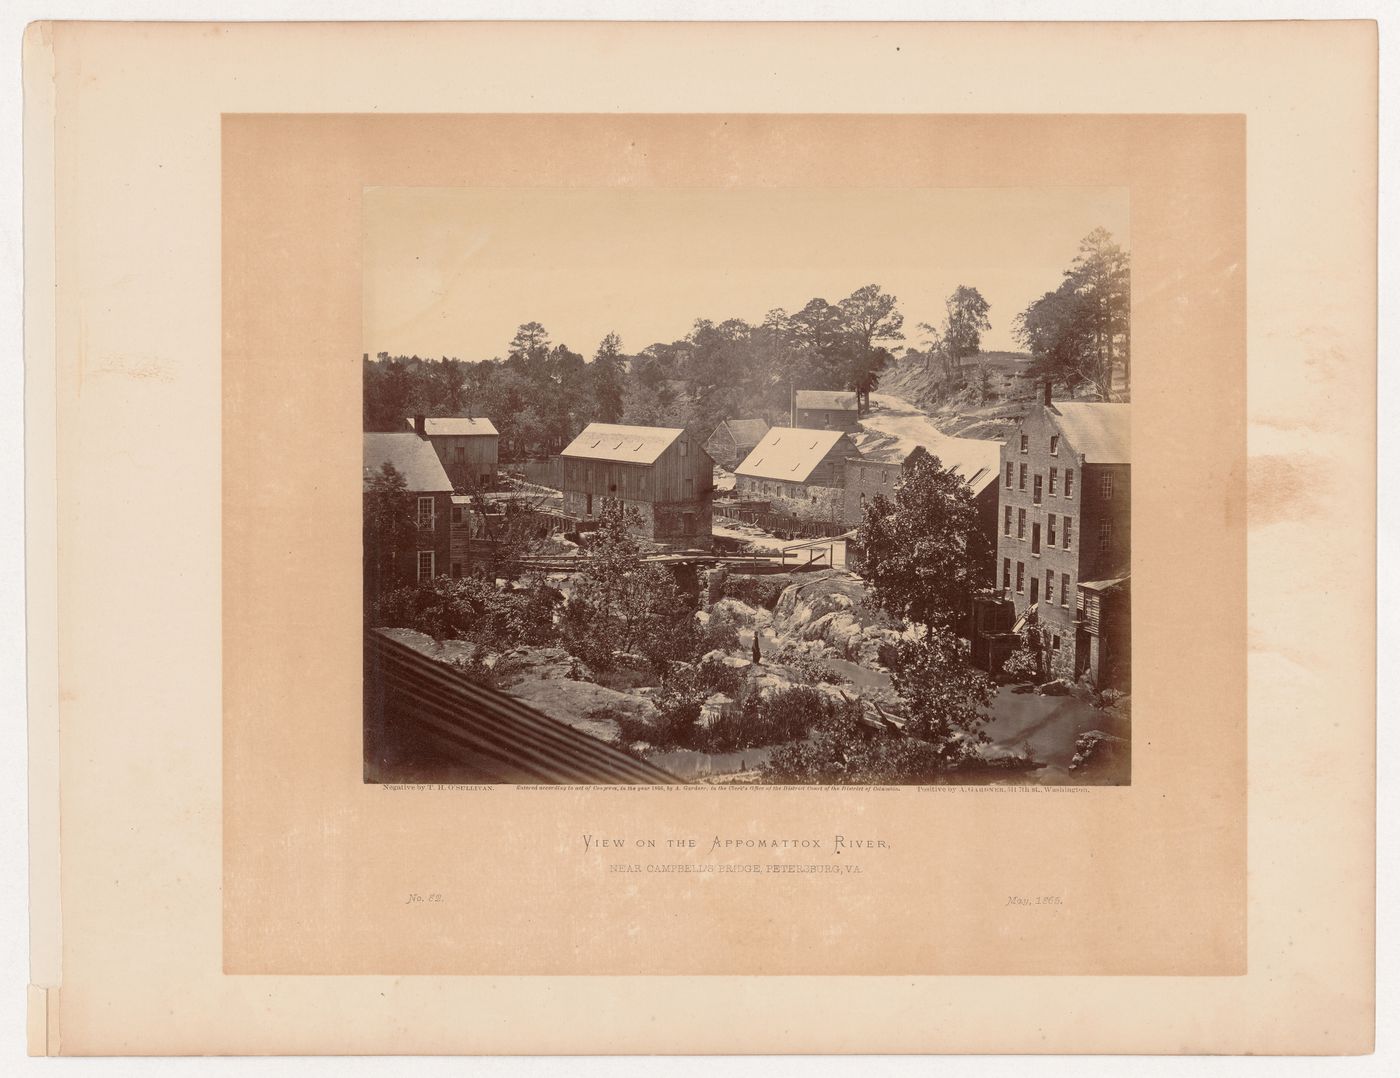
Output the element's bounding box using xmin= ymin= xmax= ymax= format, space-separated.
xmin=1037 ymin=678 xmax=1075 ymax=696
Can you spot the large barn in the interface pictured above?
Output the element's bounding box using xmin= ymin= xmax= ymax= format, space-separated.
xmin=558 ymin=423 xmax=714 ymax=546
xmin=793 ymin=390 xmax=860 ymax=432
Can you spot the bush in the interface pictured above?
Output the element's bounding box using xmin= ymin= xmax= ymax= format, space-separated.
xmin=720 ymin=574 xmax=793 ymax=611
xmin=702 ymin=606 xmax=742 ymax=653
xmin=1001 ymin=647 xmax=1039 ymax=683
xmin=777 ymin=641 xmax=848 ymax=686
xmin=369 ymin=575 xmax=560 ymax=648
xmin=699 ymin=685 xmax=831 ymax=754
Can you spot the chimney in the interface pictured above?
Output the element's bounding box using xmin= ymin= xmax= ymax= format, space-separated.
xmin=790 ymin=383 xmax=796 ymax=428
xmin=1043 ymin=381 xmax=1053 ymax=407
xmin=363 ymin=352 xmax=369 ymax=363
xmin=414 ymin=414 xmax=427 ymax=437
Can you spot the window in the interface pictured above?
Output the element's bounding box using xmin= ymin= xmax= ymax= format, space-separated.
xmin=1065 ymin=469 xmax=1075 ymax=497
xmin=1019 ymin=434 xmax=1029 ymax=454
xmin=450 ymin=505 xmax=463 ymax=524
xmin=1049 ymin=467 xmax=1058 ymax=495
xmin=1004 ymin=506 xmax=1012 ymax=536
xmin=685 ymin=476 xmax=694 ymax=497
xmin=1015 ymin=561 xmax=1025 ymax=593
xmin=1100 ymin=473 xmax=1114 ymax=499
xmin=1017 ymin=508 xmax=1026 ymax=539
xmin=1003 ymin=558 xmax=1011 ymax=590
xmin=1046 ymin=570 xmax=1055 ymax=604
xmin=416 ymin=496 xmax=435 ymax=527
xmin=1005 ymin=462 xmax=1014 ymax=488
xmin=1019 ymin=463 xmax=1028 ymax=490
xmin=1061 ymin=573 xmax=1071 ymax=606
xmin=454 ymin=446 xmax=465 ymax=463
xmin=1063 ymin=517 xmax=1073 ymax=550
xmin=1033 ymin=474 xmax=1043 ymax=504
xmin=1099 ymin=520 xmax=1113 ymax=552
xmin=882 ymin=471 xmax=889 ymax=484
xmin=1031 ymin=522 xmax=1041 ymax=555
xmin=679 ymin=442 xmax=688 ymax=457
xmin=1050 ymin=435 xmax=1059 ymax=456
xmin=1047 ymin=513 xmax=1057 ymax=546
xmin=1051 ymin=633 xmax=1061 ymax=650
xmin=416 ymin=550 xmax=435 ymax=581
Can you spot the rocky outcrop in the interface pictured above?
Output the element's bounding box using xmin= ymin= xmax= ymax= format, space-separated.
xmin=769 ymin=571 xmax=909 ymax=665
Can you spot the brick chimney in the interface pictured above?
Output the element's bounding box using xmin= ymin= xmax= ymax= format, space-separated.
xmin=414 ymin=414 xmax=427 ymax=437
xmin=1043 ymin=380 xmax=1053 ymax=406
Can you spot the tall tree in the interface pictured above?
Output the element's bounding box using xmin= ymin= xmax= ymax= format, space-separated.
xmin=590 ymin=332 xmax=626 ymax=423
xmin=941 ymin=286 xmax=992 ymax=373
xmin=856 ymin=450 xmax=994 ymax=636
xmin=363 ymin=463 xmax=418 ymax=600
xmin=839 ymin=284 xmax=904 ymax=412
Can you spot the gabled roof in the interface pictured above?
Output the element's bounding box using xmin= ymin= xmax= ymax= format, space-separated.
xmin=795 ymin=390 xmax=858 ymax=411
xmin=364 ymin=432 xmax=453 ymax=492
xmin=1051 ymin=403 xmax=1130 ymax=464
xmin=735 ymin=427 xmax=850 ymax=483
xmin=711 ymin=418 xmax=770 ymax=446
xmin=918 ymin=437 xmax=1003 ymax=496
xmin=405 ymin=416 xmax=499 ymax=437
xmin=560 ymin=422 xmax=684 ymax=465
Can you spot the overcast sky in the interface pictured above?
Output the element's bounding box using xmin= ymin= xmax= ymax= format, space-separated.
xmin=363 ymin=186 xmax=1129 ymax=361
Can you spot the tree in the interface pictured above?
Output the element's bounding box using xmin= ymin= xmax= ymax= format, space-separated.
xmin=363 ymin=463 xmax=418 ymax=598
xmin=839 ymin=284 xmax=904 ymax=412
xmin=856 ymin=450 xmax=995 ymax=636
xmin=941 ymin=285 xmax=992 ymax=372
xmin=761 ymin=698 xmax=948 ymax=785
xmin=889 ymin=632 xmax=994 ymax=759
xmin=590 ymin=332 xmax=626 ymax=423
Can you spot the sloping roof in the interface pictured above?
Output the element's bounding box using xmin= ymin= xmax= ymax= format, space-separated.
xmin=795 ymin=390 xmax=858 ymax=411
xmin=364 ymin=432 xmax=453 ymax=492
xmin=1052 ymin=403 xmax=1130 ymax=464
xmin=560 ymin=422 xmax=684 ymax=465
xmin=404 ymin=416 xmax=499 ymax=437
xmin=713 ymin=418 xmax=770 ymax=446
xmin=1079 ymin=576 xmax=1130 ymax=593
xmin=911 ymin=437 xmax=1004 ymax=496
xmin=734 ymin=427 xmax=849 ymax=483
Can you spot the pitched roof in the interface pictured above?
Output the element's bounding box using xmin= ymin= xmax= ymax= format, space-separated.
xmin=364 ymin=432 xmax=453 ymax=492
xmin=795 ymin=390 xmax=858 ymax=411
xmin=713 ymin=418 xmax=770 ymax=446
xmin=735 ymin=427 xmax=850 ymax=483
xmin=1051 ymin=403 xmax=1130 ymax=464
xmin=560 ymin=422 xmax=684 ymax=465
xmin=404 ymin=416 xmax=499 ymax=437
xmin=918 ymin=437 xmax=1003 ymax=496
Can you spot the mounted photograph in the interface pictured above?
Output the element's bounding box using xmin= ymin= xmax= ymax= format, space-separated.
xmin=361 ymin=186 xmax=1131 ymax=786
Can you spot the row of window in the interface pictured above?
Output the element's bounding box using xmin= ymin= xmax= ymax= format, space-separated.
xmin=1003 ymin=508 xmax=1076 ymax=552
xmin=1019 ymin=433 xmax=1060 ymax=456
xmin=1005 ymin=462 xmax=1077 ymax=502
xmin=1003 ymin=559 xmax=1072 ymax=607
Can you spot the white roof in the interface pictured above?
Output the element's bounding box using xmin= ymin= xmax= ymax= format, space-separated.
xmin=364 ymin=433 xmax=453 ymax=492
xmin=560 ymin=422 xmax=684 ymax=465
xmin=1052 ymin=403 xmax=1130 ymax=464
xmin=405 ymin=416 xmax=499 ymax=437
xmin=921 ymin=436 xmax=1003 ymax=495
xmin=795 ymin=390 xmax=858 ymax=411
xmin=735 ymin=427 xmax=849 ymax=483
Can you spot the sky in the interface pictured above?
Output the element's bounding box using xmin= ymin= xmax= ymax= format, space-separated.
xmin=363 ymin=186 xmax=1129 ymax=361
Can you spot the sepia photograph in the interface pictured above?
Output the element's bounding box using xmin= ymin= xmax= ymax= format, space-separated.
xmin=362 ymin=186 xmax=1132 ymax=786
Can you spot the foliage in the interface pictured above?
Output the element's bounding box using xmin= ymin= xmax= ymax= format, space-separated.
xmin=701 ymin=605 xmax=743 ymax=653
xmin=1001 ymin=647 xmax=1040 ymax=683
xmin=367 ymin=575 xmax=561 ymax=648
xmin=363 ymin=462 xmax=419 ymax=595
xmin=1014 ymin=227 xmax=1130 ymax=399
xmin=719 ymin=573 xmax=794 ymax=611
xmin=856 ymin=450 xmax=995 ymax=634
xmin=761 ymin=699 xmax=947 ymax=785
xmin=448 ymin=647 xmax=527 ymax=691
xmin=777 ymin=641 xmax=849 ymax=686
xmin=889 ymin=633 xmax=994 ymax=759
xmin=560 ymin=499 xmax=701 ymax=673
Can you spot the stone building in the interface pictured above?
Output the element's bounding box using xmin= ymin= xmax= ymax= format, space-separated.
xmin=733 ymin=427 xmax=860 ymax=510
xmin=996 ymin=393 xmax=1130 ymax=683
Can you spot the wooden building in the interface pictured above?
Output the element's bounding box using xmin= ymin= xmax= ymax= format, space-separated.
xmin=406 ymin=414 xmax=499 ymax=491
xmin=733 ymin=427 xmax=859 ymax=501
xmin=704 ymin=418 xmax=770 ymax=470
xmin=793 ymin=390 xmax=860 ymax=432
xmin=1076 ymin=576 xmax=1131 ymax=690
xmin=363 ymin=432 xmax=454 ymax=595
xmin=558 ymin=422 xmax=714 ymax=546
xmin=995 ymin=392 xmax=1130 ymax=682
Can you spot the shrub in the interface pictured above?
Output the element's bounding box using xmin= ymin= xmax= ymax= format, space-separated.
xmin=777 ymin=641 xmax=848 ymax=686
xmin=720 ymin=574 xmax=792 ymax=611
xmin=1001 ymin=648 xmax=1039 ymax=683
xmin=702 ymin=606 xmax=742 ymax=653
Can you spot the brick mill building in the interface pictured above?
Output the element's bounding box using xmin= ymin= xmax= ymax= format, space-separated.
xmin=793 ymin=390 xmax=860 ymax=433
xmin=558 ymin=422 xmax=714 ymax=546
xmin=704 ymin=418 xmax=770 ymax=471
xmin=996 ymin=395 xmax=1130 ymax=685
xmin=405 ymin=414 xmax=499 ymax=491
